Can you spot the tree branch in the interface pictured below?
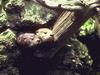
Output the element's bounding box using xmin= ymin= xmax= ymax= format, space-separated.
xmin=36 ymin=0 xmax=100 ymax=12
xmin=36 ymin=0 xmax=84 ymax=11
xmin=48 ymin=10 xmax=96 ymax=59
xmin=34 ymin=0 xmax=100 ymax=58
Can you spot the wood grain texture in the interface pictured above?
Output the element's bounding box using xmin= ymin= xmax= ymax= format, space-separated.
xmin=48 ymin=10 xmax=96 ymax=58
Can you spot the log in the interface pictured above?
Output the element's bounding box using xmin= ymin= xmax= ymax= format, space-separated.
xmin=47 ymin=10 xmax=96 ymax=58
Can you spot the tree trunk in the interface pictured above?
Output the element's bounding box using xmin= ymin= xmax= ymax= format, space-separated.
xmin=48 ymin=10 xmax=96 ymax=58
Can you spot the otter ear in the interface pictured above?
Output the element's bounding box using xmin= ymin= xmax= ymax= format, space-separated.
xmin=50 ymin=34 xmax=54 ymax=36
xmin=35 ymin=30 xmax=39 ymax=34
xmin=17 ymin=32 xmax=23 ymax=36
xmin=50 ymin=33 xmax=54 ymax=36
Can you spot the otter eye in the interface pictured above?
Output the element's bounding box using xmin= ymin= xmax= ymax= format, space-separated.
xmin=31 ymin=38 xmax=34 ymax=40
xmin=23 ymin=37 xmax=26 ymax=40
xmin=37 ymin=39 xmax=41 ymax=43
xmin=50 ymin=34 xmax=54 ymax=36
xmin=44 ymin=32 xmax=47 ymax=34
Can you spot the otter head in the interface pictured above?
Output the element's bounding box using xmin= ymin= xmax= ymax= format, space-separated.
xmin=35 ymin=28 xmax=54 ymax=42
xmin=17 ymin=33 xmax=41 ymax=47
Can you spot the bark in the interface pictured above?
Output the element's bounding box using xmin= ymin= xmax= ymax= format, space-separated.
xmin=48 ymin=10 xmax=96 ymax=58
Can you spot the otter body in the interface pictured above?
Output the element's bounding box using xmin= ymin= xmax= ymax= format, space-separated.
xmin=17 ymin=33 xmax=41 ymax=47
xmin=17 ymin=28 xmax=54 ymax=48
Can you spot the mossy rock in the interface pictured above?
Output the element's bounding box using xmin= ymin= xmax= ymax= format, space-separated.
xmin=70 ymin=38 xmax=93 ymax=65
xmin=0 ymin=0 xmax=57 ymax=30
xmin=0 ymin=29 xmax=16 ymax=46
xmin=0 ymin=28 xmax=17 ymax=69
xmin=21 ymin=1 xmax=56 ymax=24
xmin=0 ymin=8 xmax=7 ymax=28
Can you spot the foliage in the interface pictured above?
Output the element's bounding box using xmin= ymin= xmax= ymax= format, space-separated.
xmin=0 ymin=8 xmax=7 ymax=27
xmin=79 ymin=18 xmax=95 ymax=36
xmin=0 ymin=29 xmax=16 ymax=46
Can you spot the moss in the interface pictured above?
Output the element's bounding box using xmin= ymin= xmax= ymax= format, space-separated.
xmin=71 ymin=38 xmax=93 ymax=65
xmin=0 ymin=45 xmax=6 ymax=54
xmin=0 ymin=0 xmax=1 ymax=4
xmin=4 ymin=0 xmax=24 ymax=15
xmin=0 ymin=54 xmax=7 ymax=62
xmin=0 ymin=29 xmax=17 ymax=69
xmin=0 ymin=29 xmax=16 ymax=46
xmin=21 ymin=1 xmax=55 ymax=24
xmin=0 ymin=8 xmax=7 ymax=27
xmin=5 ymin=0 xmax=24 ymax=7
xmin=79 ymin=18 xmax=95 ymax=36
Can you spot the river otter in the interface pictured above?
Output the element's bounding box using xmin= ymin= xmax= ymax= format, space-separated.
xmin=35 ymin=28 xmax=54 ymax=42
xmin=17 ymin=33 xmax=41 ymax=47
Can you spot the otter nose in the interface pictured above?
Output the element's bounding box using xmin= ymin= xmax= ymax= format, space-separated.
xmin=36 ymin=39 xmax=41 ymax=43
xmin=50 ymin=34 xmax=54 ymax=36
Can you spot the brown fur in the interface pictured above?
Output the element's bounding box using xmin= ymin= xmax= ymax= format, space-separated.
xmin=17 ymin=33 xmax=41 ymax=47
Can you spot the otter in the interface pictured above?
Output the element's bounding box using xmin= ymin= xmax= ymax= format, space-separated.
xmin=17 ymin=33 xmax=41 ymax=47
xmin=35 ymin=28 xmax=54 ymax=42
